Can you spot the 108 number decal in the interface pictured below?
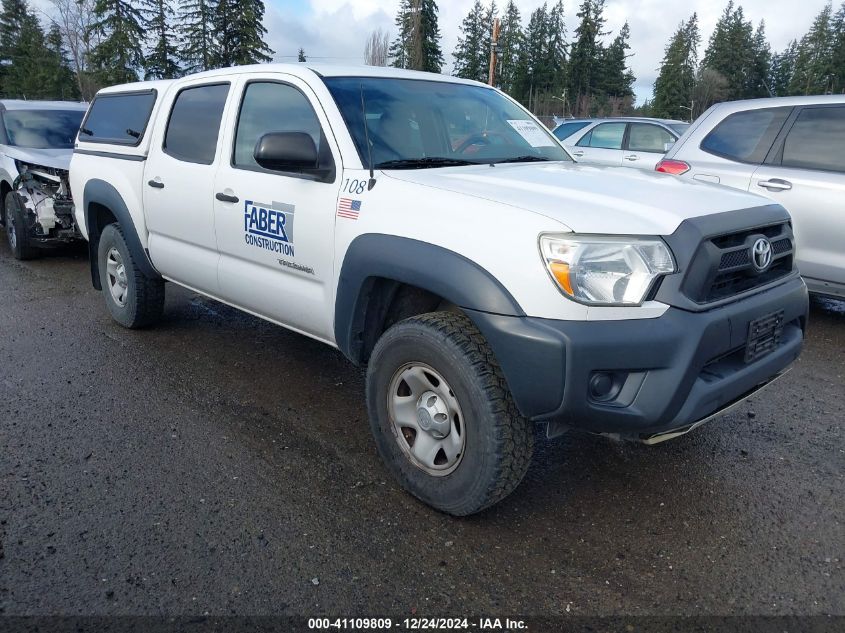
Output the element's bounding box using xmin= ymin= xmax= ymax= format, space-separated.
xmin=343 ymin=179 xmax=367 ymax=195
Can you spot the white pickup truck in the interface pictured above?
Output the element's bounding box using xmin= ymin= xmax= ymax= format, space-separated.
xmin=70 ymin=64 xmax=808 ymax=515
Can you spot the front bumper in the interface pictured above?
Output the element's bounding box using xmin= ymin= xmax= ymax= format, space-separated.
xmin=467 ymin=276 xmax=808 ymax=437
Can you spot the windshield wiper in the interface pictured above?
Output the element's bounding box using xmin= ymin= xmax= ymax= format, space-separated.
xmin=494 ymin=155 xmax=551 ymax=164
xmin=375 ymin=157 xmax=477 ymax=169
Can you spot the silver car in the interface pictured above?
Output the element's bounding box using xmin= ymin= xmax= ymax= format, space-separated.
xmin=553 ymin=117 xmax=690 ymax=170
xmin=0 ymin=100 xmax=87 ymax=259
xmin=658 ymin=95 xmax=845 ymax=299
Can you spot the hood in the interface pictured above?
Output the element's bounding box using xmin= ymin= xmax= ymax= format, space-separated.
xmin=383 ymin=162 xmax=774 ymax=235
xmin=3 ymin=146 xmax=73 ymax=171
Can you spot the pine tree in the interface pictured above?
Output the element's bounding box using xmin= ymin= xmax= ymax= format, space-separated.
xmin=213 ymin=0 xmax=273 ymax=67
xmin=45 ymin=24 xmax=80 ymax=99
xmin=701 ymin=2 xmax=756 ymax=100
xmin=142 ymin=0 xmax=180 ymax=79
xmin=598 ymin=21 xmax=635 ymax=98
xmin=545 ymin=0 xmax=567 ymax=95
xmin=89 ymin=0 xmax=145 ymax=85
xmin=745 ymin=21 xmax=772 ymax=97
xmin=652 ymin=14 xmax=700 ymax=120
xmin=790 ymin=2 xmax=835 ymax=95
xmin=513 ymin=4 xmax=550 ymax=106
xmin=298 ymin=47 xmax=306 ymax=62
xmin=453 ymin=1 xmax=488 ymax=82
xmin=568 ymin=0 xmax=606 ymax=114
xmin=178 ymin=0 xmax=216 ymax=73
xmin=0 ymin=0 xmax=28 ymax=68
xmin=496 ymin=0 xmax=524 ymax=94
xmin=0 ymin=0 xmax=80 ymax=99
xmin=389 ymin=0 xmax=412 ymax=69
xmin=770 ymin=40 xmax=798 ymax=96
xmin=833 ymin=2 xmax=845 ymax=92
xmin=390 ymin=0 xmax=443 ymax=72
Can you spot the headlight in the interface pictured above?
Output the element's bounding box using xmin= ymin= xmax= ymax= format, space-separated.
xmin=539 ymin=234 xmax=675 ymax=306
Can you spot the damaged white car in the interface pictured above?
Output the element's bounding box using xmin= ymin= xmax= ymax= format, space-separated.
xmin=1 ymin=100 xmax=87 ymax=259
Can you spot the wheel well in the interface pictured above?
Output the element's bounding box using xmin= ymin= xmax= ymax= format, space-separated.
xmin=86 ymin=202 xmax=118 ymax=290
xmin=356 ymin=279 xmax=454 ymax=364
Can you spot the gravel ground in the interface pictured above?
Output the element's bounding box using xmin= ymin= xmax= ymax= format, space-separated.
xmin=0 ymin=240 xmax=842 ymax=618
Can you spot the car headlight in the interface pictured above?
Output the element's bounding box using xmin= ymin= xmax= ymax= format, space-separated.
xmin=539 ymin=234 xmax=676 ymax=306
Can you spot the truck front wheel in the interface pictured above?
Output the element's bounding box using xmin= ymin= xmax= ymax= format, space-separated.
xmin=366 ymin=312 xmax=534 ymax=516
xmin=4 ymin=192 xmax=37 ymax=260
xmin=97 ymin=223 xmax=165 ymax=328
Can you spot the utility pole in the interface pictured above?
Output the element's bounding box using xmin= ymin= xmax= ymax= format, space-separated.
xmin=488 ymin=17 xmax=500 ymax=86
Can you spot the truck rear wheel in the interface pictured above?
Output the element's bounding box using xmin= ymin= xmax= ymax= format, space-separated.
xmin=4 ymin=192 xmax=37 ymax=260
xmin=97 ymin=223 xmax=165 ymax=328
xmin=366 ymin=312 xmax=534 ymax=516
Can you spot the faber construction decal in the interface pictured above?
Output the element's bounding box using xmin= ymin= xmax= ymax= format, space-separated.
xmin=243 ymin=199 xmax=295 ymax=257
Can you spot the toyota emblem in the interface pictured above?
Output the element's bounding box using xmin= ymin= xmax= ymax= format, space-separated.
xmin=751 ymin=238 xmax=773 ymax=271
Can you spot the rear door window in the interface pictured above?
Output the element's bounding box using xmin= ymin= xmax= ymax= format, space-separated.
xmin=163 ymin=83 xmax=229 ymax=165
xmin=780 ymin=106 xmax=845 ymax=173
xmin=79 ymin=91 xmax=157 ymax=145
xmin=577 ymin=122 xmax=626 ymax=149
xmin=553 ymin=121 xmax=590 ymax=140
xmin=627 ymin=123 xmax=675 ymax=153
xmin=700 ymin=107 xmax=790 ymax=163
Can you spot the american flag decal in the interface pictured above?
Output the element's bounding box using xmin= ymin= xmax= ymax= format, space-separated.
xmin=337 ymin=198 xmax=362 ymax=220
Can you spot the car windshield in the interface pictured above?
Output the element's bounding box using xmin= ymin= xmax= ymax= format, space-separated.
xmin=2 ymin=109 xmax=85 ymax=149
xmin=324 ymin=77 xmax=571 ymax=168
xmin=668 ymin=123 xmax=690 ymax=135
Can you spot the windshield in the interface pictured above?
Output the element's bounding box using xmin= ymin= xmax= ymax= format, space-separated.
xmin=2 ymin=109 xmax=85 ymax=149
xmin=324 ymin=77 xmax=571 ymax=168
xmin=668 ymin=123 xmax=690 ymax=135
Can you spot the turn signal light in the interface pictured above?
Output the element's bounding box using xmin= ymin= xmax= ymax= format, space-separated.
xmin=655 ymin=159 xmax=691 ymax=175
xmin=549 ymin=261 xmax=573 ymax=295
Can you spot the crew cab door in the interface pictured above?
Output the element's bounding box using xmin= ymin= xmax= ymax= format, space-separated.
xmin=143 ymin=80 xmax=233 ymax=293
xmin=569 ymin=122 xmax=625 ymax=167
xmin=212 ymin=75 xmax=341 ymax=341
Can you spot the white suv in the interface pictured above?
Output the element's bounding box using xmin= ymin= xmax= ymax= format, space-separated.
xmin=657 ymin=95 xmax=845 ymax=299
xmin=69 ymin=65 xmax=808 ymax=515
xmin=1 ymin=100 xmax=88 ymax=259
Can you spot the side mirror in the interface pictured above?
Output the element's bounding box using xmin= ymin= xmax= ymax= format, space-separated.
xmin=663 ymin=141 xmax=675 ymax=152
xmin=254 ymin=132 xmax=319 ymax=172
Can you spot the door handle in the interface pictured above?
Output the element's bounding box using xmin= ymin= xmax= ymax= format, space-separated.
xmin=623 ymin=154 xmax=639 ymax=161
xmin=147 ymin=179 xmax=164 ymax=189
xmin=757 ymin=179 xmax=792 ymax=191
xmin=215 ymin=192 xmax=239 ymax=203
xmin=572 ymin=151 xmax=584 ymax=157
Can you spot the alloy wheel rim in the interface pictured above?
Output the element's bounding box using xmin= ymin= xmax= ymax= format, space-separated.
xmin=106 ymin=247 xmax=129 ymax=307
xmin=387 ymin=363 xmax=466 ymax=476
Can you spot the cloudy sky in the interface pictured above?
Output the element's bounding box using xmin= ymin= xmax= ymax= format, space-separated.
xmin=263 ymin=0 xmax=831 ymax=104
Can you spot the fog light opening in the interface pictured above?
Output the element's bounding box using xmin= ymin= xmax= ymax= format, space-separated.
xmin=589 ymin=371 xmax=626 ymax=403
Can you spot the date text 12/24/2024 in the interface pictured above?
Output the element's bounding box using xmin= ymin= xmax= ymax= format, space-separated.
xmin=307 ymin=618 xmax=528 ymax=630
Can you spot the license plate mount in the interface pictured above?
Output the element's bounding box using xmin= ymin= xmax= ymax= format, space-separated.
xmin=745 ymin=310 xmax=785 ymax=363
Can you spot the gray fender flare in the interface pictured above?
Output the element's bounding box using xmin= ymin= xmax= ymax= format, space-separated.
xmin=83 ymin=179 xmax=159 ymax=289
xmin=334 ymin=233 xmax=525 ymax=364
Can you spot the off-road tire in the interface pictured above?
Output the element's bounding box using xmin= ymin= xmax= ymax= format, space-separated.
xmin=366 ymin=312 xmax=534 ymax=516
xmin=97 ymin=223 xmax=165 ymax=328
xmin=4 ymin=191 xmax=37 ymax=260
